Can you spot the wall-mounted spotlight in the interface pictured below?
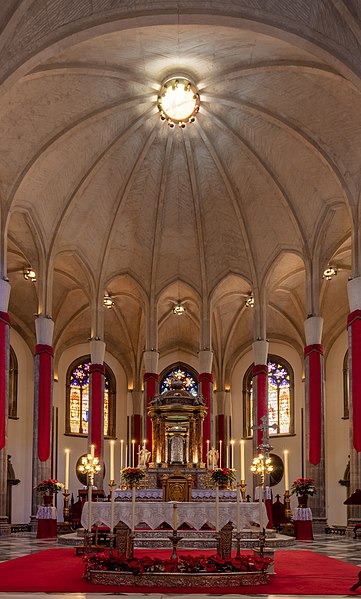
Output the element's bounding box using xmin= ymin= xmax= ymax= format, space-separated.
xmin=23 ymin=267 xmax=36 ymax=282
xmin=323 ymin=266 xmax=337 ymax=281
xmin=245 ymin=294 xmax=254 ymax=308
xmin=103 ymin=292 xmax=114 ymax=309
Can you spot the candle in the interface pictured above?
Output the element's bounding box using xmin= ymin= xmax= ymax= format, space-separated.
xmin=283 ymin=449 xmax=289 ymax=491
xmin=120 ymin=439 xmax=124 ymax=471
xmin=132 ymin=440 xmax=135 ymax=467
xmin=219 ymin=440 xmax=222 ymax=468
xmin=137 ymin=444 xmax=140 ymax=467
xmin=172 ymin=502 xmax=177 ymax=530
xmin=240 ymin=440 xmax=245 ymax=480
xmin=230 ymin=440 xmax=234 ymax=469
xmin=64 ymin=449 xmax=70 ymax=490
xmin=226 ymin=445 xmax=229 ymax=469
xmin=131 ymin=484 xmax=136 ymax=531
xmin=90 ymin=444 xmax=95 ymax=458
xmin=215 ymin=485 xmax=220 ymax=532
xmin=236 ymin=483 xmax=241 ymax=532
xmin=125 ymin=445 xmax=128 ymax=469
xmin=109 ymin=440 xmax=115 ymax=481
xmin=206 ymin=440 xmax=210 ymax=468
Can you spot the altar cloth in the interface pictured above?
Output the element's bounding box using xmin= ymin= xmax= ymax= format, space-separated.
xmin=81 ymin=500 xmax=267 ymax=531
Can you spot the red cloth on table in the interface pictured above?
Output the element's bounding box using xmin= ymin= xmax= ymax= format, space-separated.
xmin=294 ymin=519 xmax=313 ymax=540
xmin=37 ymin=519 xmax=57 ymax=539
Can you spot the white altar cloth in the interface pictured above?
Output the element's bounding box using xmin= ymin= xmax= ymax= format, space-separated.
xmin=293 ymin=507 xmax=312 ymax=521
xmin=81 ymin=501 xmax=267 ymax=531
xmin=114 ymin=489 xmax=238 ymax=501
xmin=36 ymin=506 xmax=57 ymax=520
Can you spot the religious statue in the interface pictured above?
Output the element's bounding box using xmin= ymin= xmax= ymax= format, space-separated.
xmin=137 ymin=447 xmax=151 ymax=468
xmin=207 ymin=447 xmax=219 ymax=468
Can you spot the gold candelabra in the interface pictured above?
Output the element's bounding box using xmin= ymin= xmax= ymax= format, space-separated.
xmin=78 ymin=446 xmax=102 ymax=533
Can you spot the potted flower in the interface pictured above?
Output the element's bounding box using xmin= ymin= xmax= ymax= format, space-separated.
xmin=210 ymin=468 xmax=236 ymax=489
xmin=121 ymin=467 xmax=145 ymax=488
xmin=34 ymin=479 xmax=64 ymax=505
xmin=290 ymin=477 xmax=316 ymax=507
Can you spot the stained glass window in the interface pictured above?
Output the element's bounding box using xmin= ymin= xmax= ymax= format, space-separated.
xmin=160 ymin=363 xmax=198 ymax=397
xmin=66 ymin=356 xmax=115 ymax=437
xmin=243 ymin=355 xmax=293 ymax=437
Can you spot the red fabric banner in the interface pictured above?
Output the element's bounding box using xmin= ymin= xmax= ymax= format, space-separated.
xmin=252 ymin=364 xmax=268 ymax=446
xmin=0 ymin=312 xmax=10 ymax=450
xmin=89 ymin=364 xmax=105 ymax=459
xmin=144 ymin=372 xmax=159 ymax=448
xmin=133 ymin=414 xmax=141 ymax=447
xmin=199 ymin=372 xmax=213 ymax=462
xmin=304 ymin=344 xmax=323 ymax=464
xmin=348 ymin=312 xmax=361 ymax=451
xmin=35 ymin=344 xmax=54 ymax=462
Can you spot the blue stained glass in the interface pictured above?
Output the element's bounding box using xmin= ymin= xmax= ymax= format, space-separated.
xmin=161 ymin=367 xmax=198 ymax=396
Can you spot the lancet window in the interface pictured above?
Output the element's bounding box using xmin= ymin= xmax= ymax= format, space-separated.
xmin=243 ymin=355 xmax=293 ymax=437
xmin=66 ymin=356 xmax=116 ymax=437
xmin=160 ymin=363 xmax=198 ymax=396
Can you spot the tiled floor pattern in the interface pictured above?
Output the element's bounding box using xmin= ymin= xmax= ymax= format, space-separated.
xmin=0 ymin=532 xmax=359 ymax=598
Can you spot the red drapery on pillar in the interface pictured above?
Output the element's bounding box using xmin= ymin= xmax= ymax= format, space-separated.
xmin=348 ymin=310 xmax=361 ymax=451
xmin=35 ymin=344 xmax=54 ymax=462
xmin=144 ymin=372 xmax=158 ymax=449
xmin=252 ymin=364 xmax=268 ymax=446
xmin=89 ymin=364 xmax=105 ymax=459
xmin=304 ymin=343 xmax=323 ymax=464
xmin=198 ymin=372 xmax=213 ymax=462
xmin=0 ymin=312 xmax=10 ymax=450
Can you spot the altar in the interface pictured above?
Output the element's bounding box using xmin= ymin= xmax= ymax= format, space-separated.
xmin=81 ymin=500 xmax=268 ymax=531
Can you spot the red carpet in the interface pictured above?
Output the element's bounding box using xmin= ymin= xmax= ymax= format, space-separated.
xmin=0 ymin=547 xmax=360 ymax=594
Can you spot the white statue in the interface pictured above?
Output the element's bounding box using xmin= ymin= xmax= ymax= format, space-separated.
xmin=207 ymin=447 xmax=219 ymax=468
xmin=137 ymin=447 xmax=151 ymax=468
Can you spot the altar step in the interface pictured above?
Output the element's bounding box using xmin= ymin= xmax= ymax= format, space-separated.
xmin=58 ymin=527 xmax=295 ymax=550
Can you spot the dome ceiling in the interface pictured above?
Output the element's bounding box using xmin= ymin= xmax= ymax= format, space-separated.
xmin=1 ymin=6 xmax=360 ymax=383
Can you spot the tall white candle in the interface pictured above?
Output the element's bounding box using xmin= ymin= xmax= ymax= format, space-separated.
xmin=206 ymin=440 xmax=210 ymax=469
xmin=236 ymin=483 xmax=241 ymax=533
xmin=109 ymin=440 xmax=115 ymax=481
xmin=215 ymin=485 xmax=220 ymax=532
xmin=283 ymin=449 xmax=289 ymax=491
xmin=132 ymin=440 xmax=135 ymax=467
xmin=240 ymin=440 xmax=245 ymax=480
xmin=219 ymin=440 xmax=222 ymax=468
xmin=64 ymin=448 xmax=70 ymax=490
xmin=230 ymin=440 xmax=234 ymax=469
xmin=226 ymin=445 xmax=229 ymax=469
xmin=125 ymin=445 xmax=128 ymax=469
xmin=131 ymin=484 xmax=136 ymax=531
xmin=120 ymin=439 xmax=124 ymax=471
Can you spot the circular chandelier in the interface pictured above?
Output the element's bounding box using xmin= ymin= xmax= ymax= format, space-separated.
xmin=158 ymin=77 xmax=200 ymax=128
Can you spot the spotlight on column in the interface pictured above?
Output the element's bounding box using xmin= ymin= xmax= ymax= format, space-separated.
xmin=23 ymin=267 xmax=36 ymax=282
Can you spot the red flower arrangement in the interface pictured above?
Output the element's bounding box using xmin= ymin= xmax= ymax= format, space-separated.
xmin=290 ymin=477 xmax=316 ymax=497
xmin=83 ymin=551 xmax=271 ymax=578
xmin=34 ymin=479 xmax=64 ymax=495
xmin=210 ymin=467 xmax=236 ymax=486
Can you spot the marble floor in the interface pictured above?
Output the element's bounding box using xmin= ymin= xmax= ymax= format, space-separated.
xmin=0 ymin=532 xmax=359 ymax=598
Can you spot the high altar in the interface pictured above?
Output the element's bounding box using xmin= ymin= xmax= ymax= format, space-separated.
xmin=147 ymin=377 xmax=208 ymax=479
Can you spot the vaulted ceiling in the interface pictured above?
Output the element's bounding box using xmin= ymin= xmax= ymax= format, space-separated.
xmin=1 ymin=1 xmax=360 ymax=386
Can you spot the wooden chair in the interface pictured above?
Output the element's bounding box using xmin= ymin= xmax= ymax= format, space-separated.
xmin=161 ymin=472 xmax=192 ymax=502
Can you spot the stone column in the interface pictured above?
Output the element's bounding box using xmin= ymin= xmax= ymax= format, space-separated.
xmin=143 ymin=350 xmax=159 ymax=455
xmin=198 ymin=350 xmax=213 ymax=464
xmin=215 ymin=390 xmax=226 ymax=467
xmin=304 ymin=316 xmax=327 ymax=533
xmin=131 ymin=389 xmax=143 ymax=464
xmin=32 ymin=316 xmax=54 ymax=519
xmin=89 ymin=339 xmax=106 ymax=491
xmin=346 ymin=278 xmax=361 ymax=534
xmin=0 ymin=280 xmax=10 ymax=536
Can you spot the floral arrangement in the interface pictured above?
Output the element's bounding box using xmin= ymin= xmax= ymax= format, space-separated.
xmin=120 ymin=467 xmax=145 ymax=485
xmin=290 ymin=477 xmax=316 ymax=497
xmin=34 ymin=479 xmax=64 ymax=495
xmin=210 ymin=467 xmax=236 ymax=486
xmin=83 ymin=550 xmax=271 ymax=578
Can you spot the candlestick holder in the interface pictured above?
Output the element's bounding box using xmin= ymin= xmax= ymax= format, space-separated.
xmin=281 ymin=489 xmax=295 ymax=536
xmin=168 ymin=529 xmax=183 ymax=560
xmin=63 ymin=488 xmax=70 ymax=522
xmin=258 ymin=526 xmax=266 ymax=558
xmin=108 ymin=480 xmax=117 ymax=551
xmin=240 ymin=479 xmax=247 ymax=501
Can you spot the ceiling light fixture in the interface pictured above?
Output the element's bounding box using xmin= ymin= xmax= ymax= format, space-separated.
xmin=23 ymin=267 xmax=36 ymax=282
xmin=158 ymin=77 xmax=200 ymax=128
xmin=103 ymin=292 xmax=114 ymax=309
xmin=245 ymin=294 xmax=254 ymax=308
xmin=173 ymin=303 xmax=186 ymax=316
xmin=323 ymin=266 xmax=337 ymax=281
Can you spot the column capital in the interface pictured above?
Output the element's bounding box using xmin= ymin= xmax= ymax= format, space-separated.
xmin=90 ymin=338 xmax=105 ymax=364
xmin=252 ymin=339 xmax=268 ymax=365
xmin=199 ymin=350 xmax=213 ymax=373
xmin=35 ymin=316 xmax=54 ymax=346
xmin=143 ymin=350 xmax=159 ymax=373
xmin=304 ymin=316 xmax=323 ymax=345
xmin=348 ymin=277 xmax=361 ymax=311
